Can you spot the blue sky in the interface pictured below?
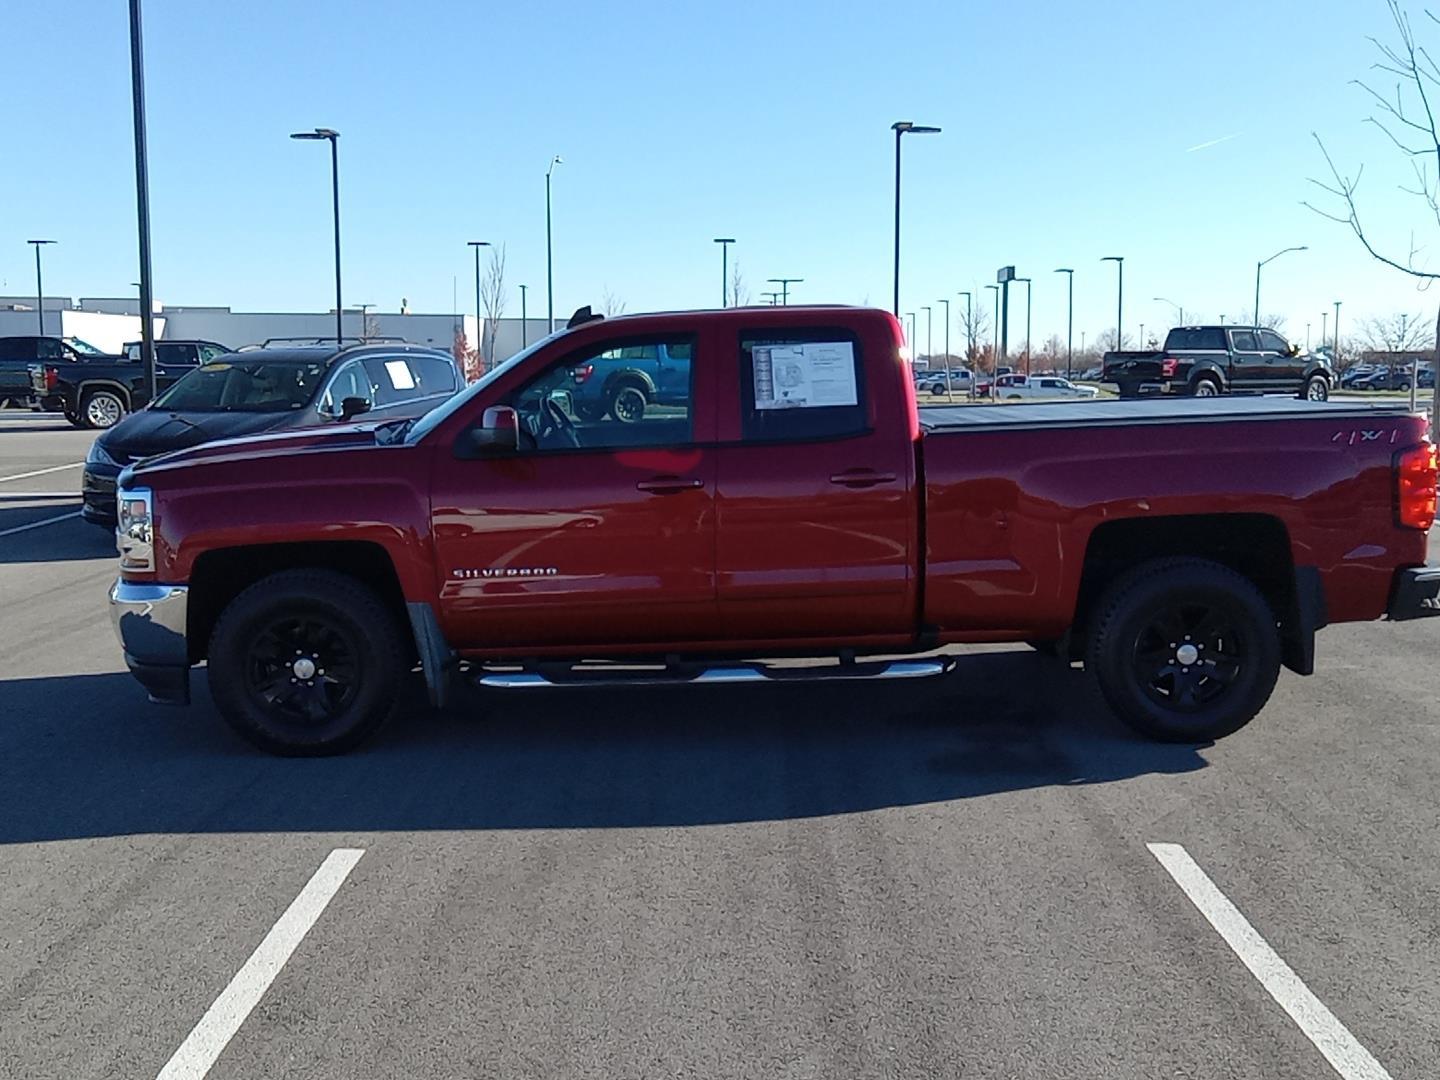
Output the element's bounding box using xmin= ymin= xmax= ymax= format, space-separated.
xmin=2 ymin=0 xmax=1435 ymax=349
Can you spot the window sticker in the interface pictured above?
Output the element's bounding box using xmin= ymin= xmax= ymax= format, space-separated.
xmin=383 ymin=359 xmax=416 ymax=390
xmin=752 ymin=341 xmax=858 ymax=410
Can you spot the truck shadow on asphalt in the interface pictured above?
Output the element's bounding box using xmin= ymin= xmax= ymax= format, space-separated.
xmin=0 ymin=651 xmax=1208 ymax=842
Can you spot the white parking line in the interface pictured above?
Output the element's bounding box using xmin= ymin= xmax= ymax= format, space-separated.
xmin=0 ymin=462 xmax=84 ymax=484
xmin=0 ymin=511 xmax=82 ymax=537
xmin=1148 ymin=842 xmax=1393 ymax=1080
xmin=155 ymin=848 xmax=365 ymax=1080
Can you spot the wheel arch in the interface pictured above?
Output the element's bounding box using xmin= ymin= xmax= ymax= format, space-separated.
xmin=186 ymin=540 xmax=411 ymax=665
xmin=1070 ymin=513 xmax=1314 ymax=673
xmin=78 ymin=379 xmax=133 ymax=407
xmin=602 ymin=367 xmax=655 ymax=398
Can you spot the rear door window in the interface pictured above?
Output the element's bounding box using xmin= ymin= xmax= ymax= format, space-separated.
xmin=739 ymin=331 xmax=866 ymax=442
xmin=407 ymin=355 xmax=459 ymax=396
xmin=1230 ymin=330 xmax=1260 ymax=351
xmin=1166 ymin=327 xmax=1226 ymax=350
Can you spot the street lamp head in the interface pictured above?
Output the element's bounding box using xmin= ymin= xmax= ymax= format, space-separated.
xmin=892 ymin=121 xmax=941 ymax=135
xmin=713 ymin=237 xmax=735 ymax=244
xmin=27 ymin=239 xmax=56 ymax=246
xmin=548 ymin=155 xmax=564 ymax=177
xmin=290 ymin=128 xmax=338 ymax=141
xmin=467 ymin=240 xmax=491 ymax=248
xmin=1101 ymin=255 xmax=1123 ymax=263
xmin=1054 ymin=267 xmax=1073 ymax=274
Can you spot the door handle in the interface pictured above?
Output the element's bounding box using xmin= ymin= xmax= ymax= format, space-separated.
xmin=636 ymin=475 xmax=704 ymax=495
xmin=829 ymin=469 xmax=897 ymax=489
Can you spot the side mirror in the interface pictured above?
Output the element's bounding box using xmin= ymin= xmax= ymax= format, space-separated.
xmin=339 ymin=396 xmax=371 ymax=421
xmin=459 ymin=405 xmax=519 ymax=457
xmin=1288 ymin=343 xmax=1302 ymax=357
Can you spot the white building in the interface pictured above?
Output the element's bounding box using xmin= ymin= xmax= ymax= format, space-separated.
xmin=0 ymin=295 xmax=555 ymax=366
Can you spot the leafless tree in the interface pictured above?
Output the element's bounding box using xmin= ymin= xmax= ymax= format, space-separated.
xmin=1229 ymin=309 xmax=1289 ymax=332
xmin=452 ymin=325 xmax=480 ymax=383
xmin=601 ymin=287 xmax=628 ymax=316
xmin=1359 ymin=310 xmax=1433 ymax=351
xmin=1093 ymin=328 xmax=1134 ymax=353
xmin=1307 ymin=0 xmax=1440 ymax=414
xmin=730 ymin=263 xmax=751 ymax=307
xmin=479 ymin=245 xmax=507 ymax=370
xmin=958 ymin=302 xmax=992 ymax=362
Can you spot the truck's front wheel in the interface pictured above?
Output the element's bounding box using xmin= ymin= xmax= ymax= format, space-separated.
xmin=1086 ymin=558 xmax=1279 ymax=743
xmin=207 ymin=569 xmax=406 ymax=756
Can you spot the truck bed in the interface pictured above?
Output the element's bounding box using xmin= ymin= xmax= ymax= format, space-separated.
xmin=919 ymin=396 xmax=1415 ymax=434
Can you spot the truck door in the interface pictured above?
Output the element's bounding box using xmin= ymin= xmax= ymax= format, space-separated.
xmin=429 ymin=331 xmax=717 ymax=649
xmin=1256 ymin=329 xmax=1300 ymax=385
xmin=713 ymin=324 xmax=917 ymax=641
xmin=1228 ymin=329 xmax=1266 ymax=390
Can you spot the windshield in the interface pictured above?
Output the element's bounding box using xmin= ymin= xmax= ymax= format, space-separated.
xmin=150 ymin=359 xmax=327 ymax=413
xmin=64 ymin=337 xmax=106 ymax=355
xmin=405 ymin=328 xmax=571 ymax=444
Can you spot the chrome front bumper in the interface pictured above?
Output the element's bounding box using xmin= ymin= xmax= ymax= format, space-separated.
xmin=109 ymin=579 xmax=191 ymax=705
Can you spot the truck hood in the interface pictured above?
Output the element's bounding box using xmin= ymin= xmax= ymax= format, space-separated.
xmin=125 ymin=418 xmax=391 ymax=478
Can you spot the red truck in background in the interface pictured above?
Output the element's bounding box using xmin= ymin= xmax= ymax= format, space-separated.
xmin=109 ymin=305 xmax=1440 ymax=755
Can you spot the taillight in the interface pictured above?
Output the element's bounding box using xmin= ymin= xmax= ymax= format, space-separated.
xmin=45 ymin=366 xmax=57 ymax=390
xmin=571 ymin=363 xmax=594 ymax=384
xmin=1160 ymin=357 xmax=1179 ymax=378
xmin=1397 ymin=442 xmax=1438 ymax=530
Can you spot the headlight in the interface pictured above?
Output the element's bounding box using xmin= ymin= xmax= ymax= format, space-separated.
xmin=87 ymin=439 xmax=118 ymax=467
xmin=117 ymin=486 xmax=154 ymax=572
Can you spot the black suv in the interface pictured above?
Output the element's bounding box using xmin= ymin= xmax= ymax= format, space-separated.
xmin=82 ymin=342 xmax=462 ymax=527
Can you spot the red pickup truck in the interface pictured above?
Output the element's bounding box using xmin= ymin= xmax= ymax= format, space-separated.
xmin=109 ymin=305 xmax=1440 ymax=755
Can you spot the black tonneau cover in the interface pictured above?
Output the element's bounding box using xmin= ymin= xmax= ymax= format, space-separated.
xmin=919 ymin=397 xmax=1418 ymax=434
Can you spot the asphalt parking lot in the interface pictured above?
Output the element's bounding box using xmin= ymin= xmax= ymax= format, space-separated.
xmin=2 ymin=408 xmax=1438 ymax=1078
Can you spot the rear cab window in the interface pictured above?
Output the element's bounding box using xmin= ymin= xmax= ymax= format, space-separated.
xmin=738 ymin=330 xmax=867 ymax=442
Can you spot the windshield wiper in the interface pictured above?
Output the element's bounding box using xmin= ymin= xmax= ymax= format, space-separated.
xmin=167 ymin=412 xmax=209 ymax=434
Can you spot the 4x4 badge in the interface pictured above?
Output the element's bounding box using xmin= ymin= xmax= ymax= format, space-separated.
xmin=1331 ymin=429 xmax=1396 ymax=444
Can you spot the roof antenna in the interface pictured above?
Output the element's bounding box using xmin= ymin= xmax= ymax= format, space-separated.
xmin=567 ymin=305 xmax=604 ymax=329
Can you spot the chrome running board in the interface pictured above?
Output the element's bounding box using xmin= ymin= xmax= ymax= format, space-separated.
xmin=475 ymin=658 xmax=952 ymax=689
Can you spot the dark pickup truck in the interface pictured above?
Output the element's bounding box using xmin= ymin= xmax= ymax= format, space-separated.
xmin=1104 ymin=325 xmax=1335 ymax=400
xmin=32 ymin=339 xmax=229 ymax=428
xmin=0 ymin=335 xmax=116 ymax=408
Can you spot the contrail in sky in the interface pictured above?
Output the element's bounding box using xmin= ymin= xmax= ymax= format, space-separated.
xmin=1186 ymin=133 xmax=1241 ymax=153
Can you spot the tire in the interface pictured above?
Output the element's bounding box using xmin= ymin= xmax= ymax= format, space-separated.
xmin=66 ymin=409 xmax=86 ymax=428
xmin=1190 ymin=376 xmax=1222 ymax=398
xmin=930 ymin=384 xmax=946 ymax=397
xmin=1085 ymin=557 xmax=1280 ymax=743
xmin=80 ymin=389 xmax=126 ymax=429
xmin=608 ymin=383 xmax=648 ymax=424
xmin=1301 ymin=375 xmax=1330 ymax=401
xmin=207 ymin=569 xmax=407 ymax=756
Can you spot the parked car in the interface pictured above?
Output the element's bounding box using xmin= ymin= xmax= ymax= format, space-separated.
xmin=973 ymin=366 xmax=1014 ymax=399
xmin=564 ymin=340 xmax=690 ymax=422
xmin=0 ymin=335 xmax=116 ymax=409
xmin=1340 ymin=364 xmax=1376 ymax=388
xmin=992 ymin=374 xmax=1099 ymax=400
xmin=914 ymin=368 xmax=974 ymax=396
xmin=1078 ymin=366 xmax=1105 ymax=381
xmin=31 ymin=339 xmax=231 ymax=428
xmin=106 ymin=304 xmax=1440 ymax=756
xmin=1353 ymin=366 xmax=1415 ymax=392
xmin=82 ymin=342 xmax=460 ymax=529
xmin=1103 ymin=325 xmax=1333 ymax=400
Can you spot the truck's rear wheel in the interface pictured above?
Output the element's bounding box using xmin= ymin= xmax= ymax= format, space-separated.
xmin=1191 ymin=376 xmax=1221 ymax=398
xmin=1086 ymin=558 xmax=1279 ymax=743
xmin=609 ymin=383 xmax=648 ymax=423
xmin=207 ymin=569 xmax=406 ymax=756
xmin=81 ymin=389 xmax=126 ymax=429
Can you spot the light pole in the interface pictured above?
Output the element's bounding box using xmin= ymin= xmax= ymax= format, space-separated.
xmin=1320 ymin=311 xmax=1328 ymax=354
xmin=1101 ymin=256 xmax=1124 ymax=351
xmin=1254 ymin=245 xmax=1307 ymax=328
xmin=546 ymin=155 xmax=562 ymax=332
xmin=1153 ymin=296 xmax=1184 ymax=326
xmin=958 ymin=290 xmax=973 ymax=362
xmin=290 ymin=128 xmax=343 ymax=345
xmin=922 ymin=305 xmax=933 ymax=364
xmin=26 ymin=240 xmax=55 ymax=337
xmin=1140 ymin=322 xmax=1146 ymax=349
xmin=519 ymin=284 xmax=528 ymax=348
xmin=1016 ymin=277 xmax=1032 ymax=372
xmin=128 ymin=0 xmax=157 ymax=399
xmin=1333 ymin=300 xmax=1342 ymax=362
xmin=984 ymin=284 xmax=1000 ymax=384
xmin=1306 ymin=322 xmax=1312 ymax=351
xmin=937 ymin=298 xmax=952 ymax=396
xmin=467 ymin=240 xmax=490 ymax=359
xmin=891 ymin=120 xmax=941 ymax=315
xmin=768 ymin=277 xmax=802 ymax=305
xmin=713 ymin=238 xmax=735 ymax=308
xmin=906 ymin=312 xmax=916 ymax=355
xmin=1055 ymin=269 xmax=1074 ymax=379
xmin=354 ymin=303 xmax=374 ymax=342
xmin=761 ymin=291 xmax=780 ymax=306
